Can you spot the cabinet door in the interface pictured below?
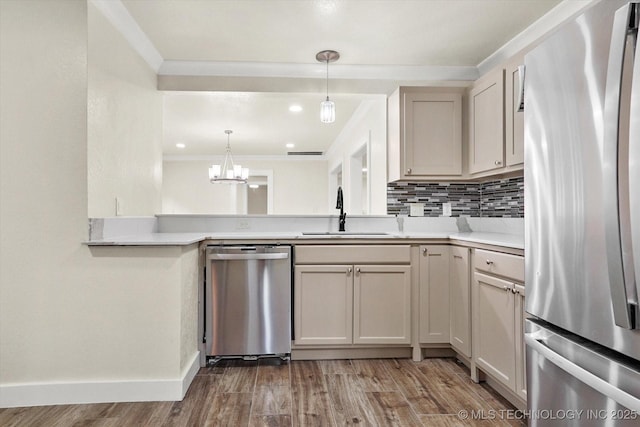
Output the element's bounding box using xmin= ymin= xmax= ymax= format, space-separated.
xmin=469 ymin=68 xmax=505 ymax=174
xmin=505 ymin=54 xmax=525 ymax=166
xmin=353 ymin=265 xmax=411 ymax=344
xmin=404 ymin=93 xmax=462 ymax=177
xmin=294 ymin=265 xmax=353 ymax=345
xmin=514 ymin=284 xmax=527 ymax=400
xmin=449 ymin=246 xmax=471 ymax=357
xmin=419 ymin=246 xmax=450 ymax=343
xmin=473 ymin=272 xmax=516 ymax=390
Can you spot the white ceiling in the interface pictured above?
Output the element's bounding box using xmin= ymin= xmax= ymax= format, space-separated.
xmin=121 ymin=0 xmax=562 ymax=66
xmin=99 ymin=0 xmax=574 ymax=157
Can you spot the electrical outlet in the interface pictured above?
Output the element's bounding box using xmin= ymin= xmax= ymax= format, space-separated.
xmin=236 ymin=219 xmax=250 ymax=230
xmin=442 ymin=202 xmax=452 ymax=217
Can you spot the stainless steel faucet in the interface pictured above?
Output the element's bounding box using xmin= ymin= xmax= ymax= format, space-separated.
xmin=336 ymin=186 xmax=346 ymax=232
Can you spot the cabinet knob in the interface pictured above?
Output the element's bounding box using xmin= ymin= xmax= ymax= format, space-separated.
xmin=347 ymin=267 xmax=352 ymax=275
xmin=356 ymin=267 xmax=361 ymax=274
xmin=503 ymin=285 xmax=510 ymax=292
xmin=486 ymin=260 xmax=494 ymax=265
xmin=494 ymin=160 xmax=502 ymax=166
xmin=406 ymin=168 xmax=412 ymax=174
xmin=422 ymin=248 xmax=428 ymax=255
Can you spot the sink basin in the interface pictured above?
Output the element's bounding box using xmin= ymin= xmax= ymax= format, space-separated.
xmin=302 ymin=232 xmax=391 ymax=236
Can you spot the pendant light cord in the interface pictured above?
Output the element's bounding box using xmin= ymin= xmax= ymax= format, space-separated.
xmin=326 ymin=59 xmax=329 ymax=100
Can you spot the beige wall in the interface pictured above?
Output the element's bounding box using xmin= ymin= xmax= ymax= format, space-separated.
xmin=326 ymin=99 xmax=388 ymax=215
xmin=0 ymin=0 xmax=197 ymax=406
xmin=163 ymin=159 xmax=329 ymax=214
xmin=88 ymin=2 xmax=163 ymax=217
xmin=162 ymin=160 xmax=248 ymax=214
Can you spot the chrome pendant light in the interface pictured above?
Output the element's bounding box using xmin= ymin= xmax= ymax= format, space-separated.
xmin=208 ymin=130 xmax=249 ymax=184
xmin=316 ymin=50 xmax=339 ymax=123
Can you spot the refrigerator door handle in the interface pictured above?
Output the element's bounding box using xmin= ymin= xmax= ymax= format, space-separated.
xmin=603 ymin=2 xmax=639 ymax=330
xmin=631 ymin=3 xmax=640 ymax=325
xmin=525 ymin=332 xmax=640 ymax=412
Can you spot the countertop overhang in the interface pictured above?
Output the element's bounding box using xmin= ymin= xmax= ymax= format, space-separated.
xmin=86 ymin=231 xmax=524 ymax=250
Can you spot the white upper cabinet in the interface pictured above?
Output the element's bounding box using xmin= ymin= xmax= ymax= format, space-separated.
xmin=469 ymin=68 xmax=505 ymax=175
xmin=388 ymin=87 xmax=464 ymax=181
xmin=505 ymin=53 xmax=526 ymax=167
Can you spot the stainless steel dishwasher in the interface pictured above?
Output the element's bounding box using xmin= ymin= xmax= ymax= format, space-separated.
xmin=205 ymin=245 xmax=292 ymax=362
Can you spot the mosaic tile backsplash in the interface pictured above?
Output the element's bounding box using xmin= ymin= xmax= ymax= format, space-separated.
xmin=387 ymin=176 xmax=524 ymax=218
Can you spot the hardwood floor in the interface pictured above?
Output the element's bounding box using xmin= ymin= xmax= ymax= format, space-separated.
xmin=0 ymin=358 xmax=525 ymax=426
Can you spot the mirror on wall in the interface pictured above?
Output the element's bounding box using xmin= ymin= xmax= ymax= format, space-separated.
xmin=161 ymin=91 xmax=388 ymax=215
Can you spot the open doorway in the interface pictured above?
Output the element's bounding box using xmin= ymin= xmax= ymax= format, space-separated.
xmin=246 ymin=171 xmax=273 ymax=214
xmin=350 ymin=141 xmax=370 ymax=215
xmin=247 ymin=177 xmax=268 ymax=214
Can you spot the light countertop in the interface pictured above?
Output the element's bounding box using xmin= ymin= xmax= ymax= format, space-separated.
xmin=87 ymin=231 xmax=523 ymax=250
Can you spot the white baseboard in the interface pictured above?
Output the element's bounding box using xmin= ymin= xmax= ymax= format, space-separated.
xmin=180 ymin=351 xmax=200 ymax=398
xmin=0 ymin=351 xmax=200 ymax=408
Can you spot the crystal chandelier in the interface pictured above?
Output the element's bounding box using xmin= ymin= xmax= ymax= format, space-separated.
xmin=316 ymin=50 xmax=340 ymax=123
xmin=208 ymin=130 xmax=249 ymax=184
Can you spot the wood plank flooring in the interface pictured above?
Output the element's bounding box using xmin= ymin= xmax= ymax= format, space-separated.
xmin=0 ymin=358 xmax=525 ymax=426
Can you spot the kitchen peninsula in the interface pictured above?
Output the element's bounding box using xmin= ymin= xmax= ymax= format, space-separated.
xmin=86 ymin=214 xmax=525 ymax=409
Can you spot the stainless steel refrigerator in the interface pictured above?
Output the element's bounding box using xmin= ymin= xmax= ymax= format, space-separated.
xmin=525 ymin=0 xmax=640 ymax=425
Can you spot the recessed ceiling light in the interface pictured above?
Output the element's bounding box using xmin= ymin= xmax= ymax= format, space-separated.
xmin=286 ymin=143 xmax=295 ymax=149
xmin=176 ymin=143 xmax=186 ymax=149
xmin=249 ymin=184 xmax=260 ymax=189
xmin=289 ymin=105 xmax=303 ymax=113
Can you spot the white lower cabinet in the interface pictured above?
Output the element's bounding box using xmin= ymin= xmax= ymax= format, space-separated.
xmin=449 ymin=246 xmax=471 ymax=357
xmin=353 ymin=265 xmax=412 ymax=344
xmin=514 ymin=283 xmax=527 ymax=400
xmin=294 ymin=245 xmax=412 ymax=347
xmin=294 ymin=265 xmax=353 ymax=345
xmin=473 ymin=272 xmax=516 ymax=388
xmin=472 ymin=249 xmax=526 ymax=403
xmin=419 ymin=245 xmax=450 ymax=343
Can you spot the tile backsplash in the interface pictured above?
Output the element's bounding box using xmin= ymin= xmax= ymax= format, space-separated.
xmin=387 ymin=176 xmax=524 ymax=218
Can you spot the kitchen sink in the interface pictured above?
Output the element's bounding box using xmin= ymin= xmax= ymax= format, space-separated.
xmin=301 ymin=232 xmax=391 ymax=236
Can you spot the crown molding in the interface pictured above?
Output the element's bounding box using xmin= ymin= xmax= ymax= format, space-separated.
xmin=163 ymin=154 xmax=328 ymax=162
xmin=158 ymin=60 xmax=478 ymax=81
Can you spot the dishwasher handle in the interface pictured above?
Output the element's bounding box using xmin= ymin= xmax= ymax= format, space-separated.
xmin=207 ymin=253 xmax=289 ymax=261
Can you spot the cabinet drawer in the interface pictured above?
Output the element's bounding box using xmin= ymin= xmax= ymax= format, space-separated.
xmin=474 ymin=249 xmax=524 ymax=282
xmin=295 ymin=245 xmax=411 ymax=264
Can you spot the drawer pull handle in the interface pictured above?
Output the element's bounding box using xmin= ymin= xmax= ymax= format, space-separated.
xmin=453 ymin=255 xmax=463 ymax=259
xmin=486 ymin=260 xmax=494 ymax=265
